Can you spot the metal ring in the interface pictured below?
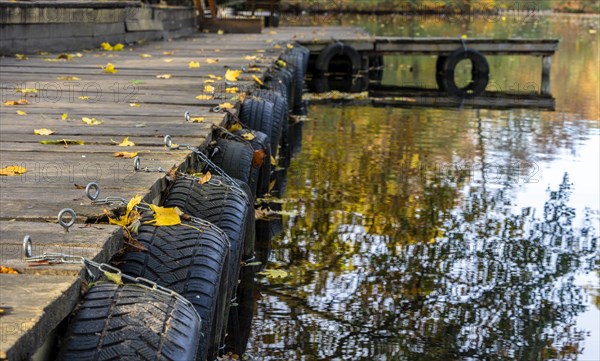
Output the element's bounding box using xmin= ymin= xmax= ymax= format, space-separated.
xmin=164 ymin=135 xmax=173 ymax=149
xmin=241 ymin=66 xmax=247 ymax=73
xmin=133 ymin=156 xmax=141 ymax=171
xmin=85 ymin=182 xmax=100 ymax=201
xmin=58 ymin=208 xmax=76 ymax=232
xmin=184 ymin=111 xmax=190 ymax=122
xmin=212 ymin=105 xmax=222 ymax=113
xmin=22 ymin=235 xmax=32 ymax=258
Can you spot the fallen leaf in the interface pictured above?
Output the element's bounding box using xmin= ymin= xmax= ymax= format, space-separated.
xmin=116 ymin=137 xmax=135 ymax=147
xmin=103 ymin=271 xmax=123 ymax=285
xmin=100 ymin=42 xmax=113 ymax=51
xmin=247 ymin=67 xmax=261 ymax=72
xmin=226 ymin=87 xmax=239 ymax=94
xmin=225 ymin=69 xmax=242 ymax=82
xmin=217 ymin=30 xmax=224 ymax=35
xmin=129 ymin=103 xmax=141 ymax=107
xmin=269 ymin=30 xmax=278 ymax=35
xmin=57 ymin=76 xmax=81 ymax=81
xmin=163 ymin=58 xmax=174 ymax=63
xmin=287 ymin=43 xmax=294 ymax=49
xmin=15 ymin=88 xmax=37 ymax=94
xmin=103 ymin=63 xmax=117 ymax=73
xmin=461 ymin=34 xmax=468 ymax=39
xmin=252 ymin=149 xmax=265 ymax=167
xmin=3 ymin=99 xmax=28 ymax=106
xmin=198 ymin=171 xmax=211 ymax=184
xmin=79 ymin=95 xmax=89 ymax=101
xmin=189 ymin=117 xmax=204 ymax=123
xmin=189 ymin=61 xmax=201 ymax=69
xmin=258 ymin=269 xmax=288 ymax=279
xmin=40 ymin=139 xmax=85 ymax=145
xmin=0 ymin=165 xmax=27 ymax=176
xmin=140 ymin=53 xmax=152 ymax=58
xmin=73 ymin=184 xmax=86 ymax=189
xmin=219 ymin=102 xmax=234 ymax=109
xmin=16 ymin=110 xmax=27 ymax=116
xmin=208 ymin=74 xmax=222 ymax=80
xmin=15 ymin=54 xmax=28 ymax=60
xmin=0 ymin=266 xmax=19 ymax=274
xmin=196 ymin=94 xmax=214 ymax=101
xmin=82 ymin=117 xmax=103 ymax=125
xmin=57 ymin=53 xmax=74 ymax=60
xmin=113 ymin=151 xmax=138 ymax=158
xmin=271 ymin=155 xmax=277 ymax=166
xmin=204 ymin=79 xmax=215 ymax=84
xmin=214 ymin=49 xmax=221 ymax=52
xmin=252 ymin=75 xmax=264 ymax=86
xmin=228 ymin=122 xmax=242 ymax=132
xmin=204 ymin=85 xmax=215 ymax=93
xmin=106 ymin=194 xmax=142 ymax=228
xmin=243 ymin=132 xmax=256 ymax=141
xmin=156 ymin=74 xmax=172 ymax=79
xmin=113 ymin=43 xmax=124 ymax=51
xmin=244 ymin=55 xmax=257 ymax=61
xmin=34 ymin=128 xmax=54 ymax=135
xmin=145 ymin=205 xmax=182 ymax=226
xmin=61 ymin=113 xmax=68 ymax=121
xmin=206 ymin=58 xmax=219 ymax=64
xmin=163 ymin=51 xmax=174 ymax=55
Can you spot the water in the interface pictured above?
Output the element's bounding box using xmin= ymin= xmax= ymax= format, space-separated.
xmin=245 ymin=14 xmax=599 ymax=360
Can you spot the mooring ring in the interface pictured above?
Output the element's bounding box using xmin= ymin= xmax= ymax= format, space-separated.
xmin=22 ymin=235 xmax=32 ymax=259
xmin=58 ymin=208 xmax=76 ymax=232
xmin=85 ymin=182 xmax=100 ymax=201
xmin=133 ymin=156 xmax=141 ymax=171
xmin=164 ymin=134 xmax=173 ymax=149
xmin=212 ymin=105 xmax=222 ymax=113
xmin=184 ymin=111 xmax=191 ymax=122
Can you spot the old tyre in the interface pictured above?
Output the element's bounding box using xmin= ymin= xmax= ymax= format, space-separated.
xmin=280 ymin=52 xmax=305 ymax=112
xmin=239 ymin=97 xmax=276 ymax=146
xmin=210 ymin=138 xmax=256 ymax=198
xmin=252 ymin=89 xmax=288 ymax=156
xmin=437 ymin=47 xmax=489 ymax=97
xmin=58 ymin=283 xmax=201 ymax=361
xmin=116 ymin=223 xmax=229 ymax=361
xmin=230 ymin=129 xmax=272 ymax=199
xmin=314 ymin=42 xmax=362 ymax=75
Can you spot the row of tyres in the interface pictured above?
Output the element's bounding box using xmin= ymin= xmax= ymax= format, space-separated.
xmin=56 ymin=44 xmax=310 ymax=361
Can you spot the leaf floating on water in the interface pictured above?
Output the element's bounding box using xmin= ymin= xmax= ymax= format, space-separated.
xmin=16 ymin=110 xmax=27 ymax=116
xmin=0 ymin=165 xmax=27 ymax=176
xmin=225 ymin=69 xmax=242 ymax=82
xmin=103 ymin=271 xmax=123 ymax=285
xmin=3 ymin=99 xmax=29 ymax=106
xmin=34 ymin=128 xmax=54 ymax=135
xmin=82 ymin=117 xmax=103 ymax=125
xmin=156 ymin=74 xmax=172 ymax=79
xmin=189 ymin=61 xmax=201 ymax=69
xmin=115 ymin=137 xmax=135 ymax=147
xmin=145 ymin=205 xmax=183 ymax=226
xmin=40 ymin=139 xmax=85 ymax=145
xmin=113 ymin=151 xmax=138 ymax=158
xmin=258 ymin=269 xmax=288 ymax=279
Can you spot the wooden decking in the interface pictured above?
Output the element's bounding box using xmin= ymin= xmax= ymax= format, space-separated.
xmin=0 ymin=26 xmax=332 ymax=360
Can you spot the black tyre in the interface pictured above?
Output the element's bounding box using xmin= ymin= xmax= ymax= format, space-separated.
xmin=225 ymin=265 xmax=258 ymax=355
xmin=116 ymin=223 xmax=229 ymax=361
xmin=280 ymin=52 xmax=305 ymax=112
xmin=230 ymin=129 xmax=272 ymax=198
xmin=291 ymin=120 xmax=304 ymax=157
xmin=437 ymin=47 xmax=489 ymax=98
xmin=210 ymin=137 xmax=256 ymax=198
xmin=252 ymin=89 xmax=288 ymax=156
xmin=239 ymin=97 xmax=275 ymax=147
xmin=59 ymin=283 xmax=201 ymax=361
xmin=314 ymin=42 xmax=362 ymax=75
xmin=290 ymin=45 xmax=310 ymax=74
xmin=267 ymin=67 xmax=294 ymax=109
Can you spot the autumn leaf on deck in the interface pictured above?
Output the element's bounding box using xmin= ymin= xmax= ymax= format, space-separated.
xmin=225 ymin=69 xmax=242 ymax=82
xmin=113 ymin=43 xmax=124 ymax=51
xmin=196 ymin=94 xmax=214 ymax=101
xmin=82 ymin=117 xmax=103 ymax=125
xmin=113 ymin=151 xmax=138 ymax=158
xmin=204 ymin=79 xmax=215 ymax=84
xmin=61 ymin=113 xmax=68 ymax=121
xmin=103 ymin=63 xmax=117 ymax=73
xmin=286 ymin=43 xmax=294 ymax=49
xmin=114 ymin=137 xmax=135 ymax=147
xmin=0 ymin=166 xmax=27 ymax=176
xmin=244 ymin=55 xmax=257 ymax=61
xmin=163 ymin=51 xmax=174 ymax=55
xmin=208 ymin=74 xmax=222 ymax=80
xmin=100 ymin=42 xmax=113 ymax=51
xmin=129 ymin=103 xmax=141 ymax=107
xmin=34 ymin=128 xmax=54 ymax=136
xmin=16 ymin=110 xmax=27 ymax=116
xmin=163 ymin=59 xmax=174 ymax=63
xmin=198 ymin=171 xmax=211 ymax=184
xmin=79 ymin=96 xmax=89 ymax=101
xmin=189 ymin=117 xmax=204 ymax=123
xmin=57 ymin=53 xmax=74 ymax=60
xmin=3 ymin=99 xmax=29 ymax=106
xmin=56 ymin=76 xmax=81 ymax=81
xmin=156 ymin=74 xmax=172 ymax=79
xmin=189 ymin=61 xmax=201 ymax=69
xmin=252 ymin=75 xmax=264 ymax=86
xmin=204 ymin=85 xmax=215 ymax=93
xmin=106 ymin=194 xmax=142 ymax=228
xmin=145 ymin=205 xmax=183 ymax=226
xmin=139 ymin=53 xmax=152 ymax=58
xmin=15 ymin=88 xmax=37 ymax=94
xmin=205 ymin=58 xmax=219 ymax=64
xmin=40 ymin=139 xmax=85 ymax=146
xmin=219 ymin=102 xmax=234 ymax=109
xmin=257 ymin=269 xmax=288 ymax=279
xmin=15 ymin=54 xmax=28 ymax=60
xmin=225 ymin=87 xmax=239 ymax=94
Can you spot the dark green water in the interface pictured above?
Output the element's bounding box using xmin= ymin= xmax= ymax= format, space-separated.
xmin=246 ymin=15 xmax=599 ymax=360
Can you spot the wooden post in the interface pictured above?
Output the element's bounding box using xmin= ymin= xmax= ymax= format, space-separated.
xmin=541 ymin=55 xmax=552 ymax=95
xmin=207 ymin=0 xmax=217 ymax=18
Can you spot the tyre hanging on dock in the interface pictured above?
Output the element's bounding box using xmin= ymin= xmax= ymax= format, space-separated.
xmin=209 ymin=137 xmax=257 ymax=198
xmin=115 ymin=222 xmax=230 ymax=361
xmin=58 ymin=283 xmax=201 ymax=361
xmin=239 ymin=97 xmax=276 ymax=147
xmin=251 ymin=89 xmax=288 ymax=157
xmin=314 ymin=42 xmax=362 ymax=76
xmin=280 ymin=52 xmax=306 ymax=113
xmin=436 ymin=47 xmax=489 ymax=98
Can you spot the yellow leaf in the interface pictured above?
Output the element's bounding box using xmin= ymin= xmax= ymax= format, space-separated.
xmin=196 ymin=94 xmax=214 ymax=101
xmin=198 ymin=171 xmax=212 ymax=184
xmin=248 ymin=67 xmax=261 ymax=72
xmin=57 ymin=53 xmax=74 ymax=60
xmin=163 ymin=58 xmax=174 ymax=63
xmin=106 ymin=194 xmax=142 ymax=228
xmin=145 ymin=205 xmax=182 ymax=226
xmin=15 ymin=54 xmax=28 ymax=60
xmin=242 ymin=132 xmax=255 ymax=141
xmin=100 ymin=42 xmax=113 ymax=51
xmin=79 ymin=95 xmax=89 ymax=101
xmin=189 ymin=61 xmax=201 ymax=69
xmin=16 ymin=88 xmax=37 ymax=94
xmin=461 ymin=34 xmax=468 ymax=39
xmin=163 ymin=51 xmax=174 ymax=55
xmin=127 ymin=194 xmax=142 ymax=214
xmin=228 ymin=122 xmax=242 ymax=132
xmin=103 ymin=63 xmax=117 ymax=73
xmin=205 ymin=58 xmax=219 ymax=64
xmin=273 ymin=44 xmax=281 ymax=49
xmin=208 ymin=74 xmax=221 ymax=80
xmin=271 ymin=155 xmax=277 ymax=166
xmin=219 ymin=102 xmax=234 ymax=109
xmin=225 ymin=69 xmax=242 ymax=82
xmin=204 ymin=79 xmax=215 ymax=84
xmin=56 ymin=76 xmax=81 ymax=81
xmin=113 ymin=43 xmax=124 ymax=51
xmin=129 ymin=103 xmax=141 ymax=107
xmin=0 ymin=266 xmax=19 ymax=274
xmin=287 ymin=43 xmax=294 ymax=49
xmin=140 ymin=53 xmax=152 ymax=58
xmin=0 ymin=165 xmax=27 ymax=176
xmin=156 ymin=74 xmax=172 ymax=79
xmin=103 ymin=271 xmax=123 ymax=285
xmin=217 ymin=30 xmax=224 ymax=35
xmin=204 ymin=85 xmax=215 ymax=93
xmin=113 ymin=151 xmax=138 ymax=158
xmin=252 ymin=75 xmax=264 ymax=86
xmin=225 ymin=87 xmax=239 ymax=94
xmin=3 ymin=99 xmax=28 ymax=106
xmin=258 ymin=269 xmax=288 ymax=279
xmin=61 ymin=113 xmax=68 ymax=121
xmin=82 ymin=117 xmax=103 ymax=125
xmin=189 ymin=117 xmax=204 ymax=123
xmin=34 ymin=128 xmax=54 ymax=135
xmin=116 ymin=137 xmax=135 ymax=147
xmin=214 ymin=49 xmax=221 ymax=52
xmin=244 ymin=55 xmax=257 ymax=61
xmin=16 ymin=110 xmax=27 ymax=116
xmin=40 ymin=139 xmax=85 ymax=145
